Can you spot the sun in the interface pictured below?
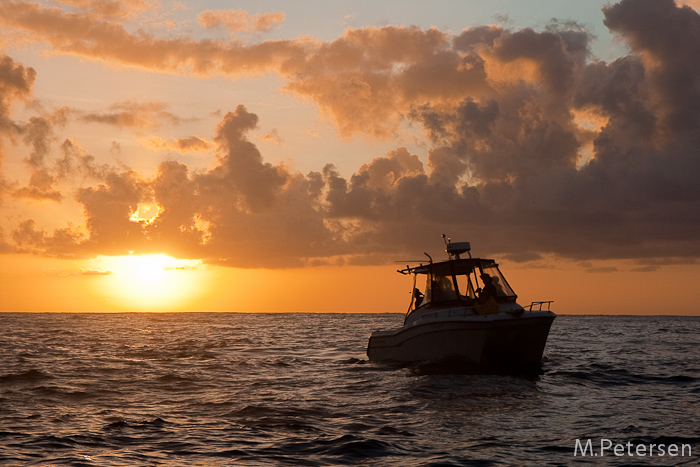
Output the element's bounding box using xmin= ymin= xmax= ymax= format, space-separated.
xmin=92 ymin=254 xmax=204 ymax=310
xmin=122 ymin=254 xmax=169 ymax=282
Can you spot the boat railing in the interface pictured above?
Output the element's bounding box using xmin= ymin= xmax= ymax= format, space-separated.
xmin=412 ymin=301 xmax=553 ymax=322
xmin=524 ymin=300 xmax=553 ymax=312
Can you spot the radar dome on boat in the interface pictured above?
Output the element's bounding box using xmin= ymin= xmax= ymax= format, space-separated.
xmin=446 ymin=241 xmax=471 ymax=257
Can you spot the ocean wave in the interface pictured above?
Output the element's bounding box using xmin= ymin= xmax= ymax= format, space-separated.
xmin=546 ymin=368 xmax=700 ymax=388
xmin=0 ymin=369 xmax=52 ymax=383
xmin=103 ymin=417 xmax=169 ymax=431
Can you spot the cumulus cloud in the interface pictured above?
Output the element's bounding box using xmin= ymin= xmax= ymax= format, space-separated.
xmin=206 ymin=105 xmax=287 ymax=211
xmin=284 ymin=26 xmax=474 ymax=138
xmin=75 ymin=169 xmax=151 ymax=255
xmin=3 ymin=0 xmax=700 ymax=268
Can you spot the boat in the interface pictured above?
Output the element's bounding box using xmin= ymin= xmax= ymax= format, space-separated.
xmin=367 ymin=237 xmax=556 ymax=372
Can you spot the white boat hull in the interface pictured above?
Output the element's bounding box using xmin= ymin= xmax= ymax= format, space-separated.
xmin=367 ymin=311 xmax=555 ymax=371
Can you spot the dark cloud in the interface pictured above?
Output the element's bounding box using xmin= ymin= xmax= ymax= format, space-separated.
xmin=604 ymin=0 xmax=700 ymax=134
xmin=205 ymin=105 xmax=287 ymax=212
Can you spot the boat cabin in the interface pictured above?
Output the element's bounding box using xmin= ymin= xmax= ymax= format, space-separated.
xmin=399 ymin=256 xmax=518 ymax=313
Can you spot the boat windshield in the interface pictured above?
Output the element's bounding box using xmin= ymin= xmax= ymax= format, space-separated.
xmin=479 ymin=263 xmax=516 ymax=298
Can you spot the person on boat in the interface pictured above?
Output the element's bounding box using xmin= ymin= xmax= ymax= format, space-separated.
xmin=412 ymin=288 xmax=424 ymax=309
xmin=478 ymin=274 xmax=498 ymax=302
xmin=491 ymin=276 xmax=505 ymax=297
xmin=432 ymin=275 xmax=456 ymax=302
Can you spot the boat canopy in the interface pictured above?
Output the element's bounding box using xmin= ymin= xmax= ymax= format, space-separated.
xmin=399 ymin=257 xmax=518 ymax=312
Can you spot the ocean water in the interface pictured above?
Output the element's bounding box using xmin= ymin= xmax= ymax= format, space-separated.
xmin=0 ymin=313 xmax=699 ymax=466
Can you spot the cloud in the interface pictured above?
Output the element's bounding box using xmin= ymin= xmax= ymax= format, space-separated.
xmin=678 ymin=0 xmax=700 ymax=8
xmin=75 ymin=169 xmax=151 ymax=255
xmin=0 ymin=2 xmax=487 ymax=138
xmin=77 ymin=268 xmax=113 ymax=275
xmin=56 ymin=138 xmax=112 ymax=181
xmin=143 ymin=108 xmax=335 ymax=267
xmin=0 ymin=61 xmax=73 ymax=203
xmin=0 ymin=54 xmax=36 ymax=204
xmin=11 ymin=219 xmax=46 ymax=251
xmin=198 ymin=9 xmax=285 ymax=33
xmin=52 ymin=0 xmax=153 ymax=20
xmin=4 ymin=104 xmax=329 ymax=266
xmin=3 ymin=98 xmax=195 ymax=204
xmin=11 ymin=169 xmax=63 ymax=201
xmin=580 ymin=262 xmax=619 ymax=273
xmin=139 ymin=135 xmax=213 ymax=154
xmin=603 ymin=0 xmax=700 ymax=134
xmin=206 ymin=105 xmax=287 ymax=211
xmin=0 ymin=1 xmax=311 ymax=77
xmin=260 ymin=129 xmax=284 ymax=145
xmin=0 ymin=54 xmax=36 ymax=126
xmin=79 ymin=101 xmax=185 ymax=129
xmin=3 ymin=0 xmax=700 ymax=268
xmin=283 ymin=25 xmax=474 ymax=138
xmin=10 ymin=219 xmax=85 ymax=256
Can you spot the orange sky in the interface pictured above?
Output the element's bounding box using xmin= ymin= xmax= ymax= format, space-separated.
xmin=1 ymin=0 xmax=700 ymax=314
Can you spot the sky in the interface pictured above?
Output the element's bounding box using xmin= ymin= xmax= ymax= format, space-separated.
xmin=1 ymin=0 xmax=700 ymax=314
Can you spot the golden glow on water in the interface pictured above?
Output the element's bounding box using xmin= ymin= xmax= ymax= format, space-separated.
xmin=93 ymin=254 xmax=203 ymax=310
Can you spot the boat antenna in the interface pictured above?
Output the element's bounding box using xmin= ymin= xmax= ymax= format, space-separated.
xmin=442 ymin=234 xmax=450 ymax=246
xmin=442 ymin=234 xmax=454 ymax=260
xmin=424 ymin=252 xmax=433 ymax=264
